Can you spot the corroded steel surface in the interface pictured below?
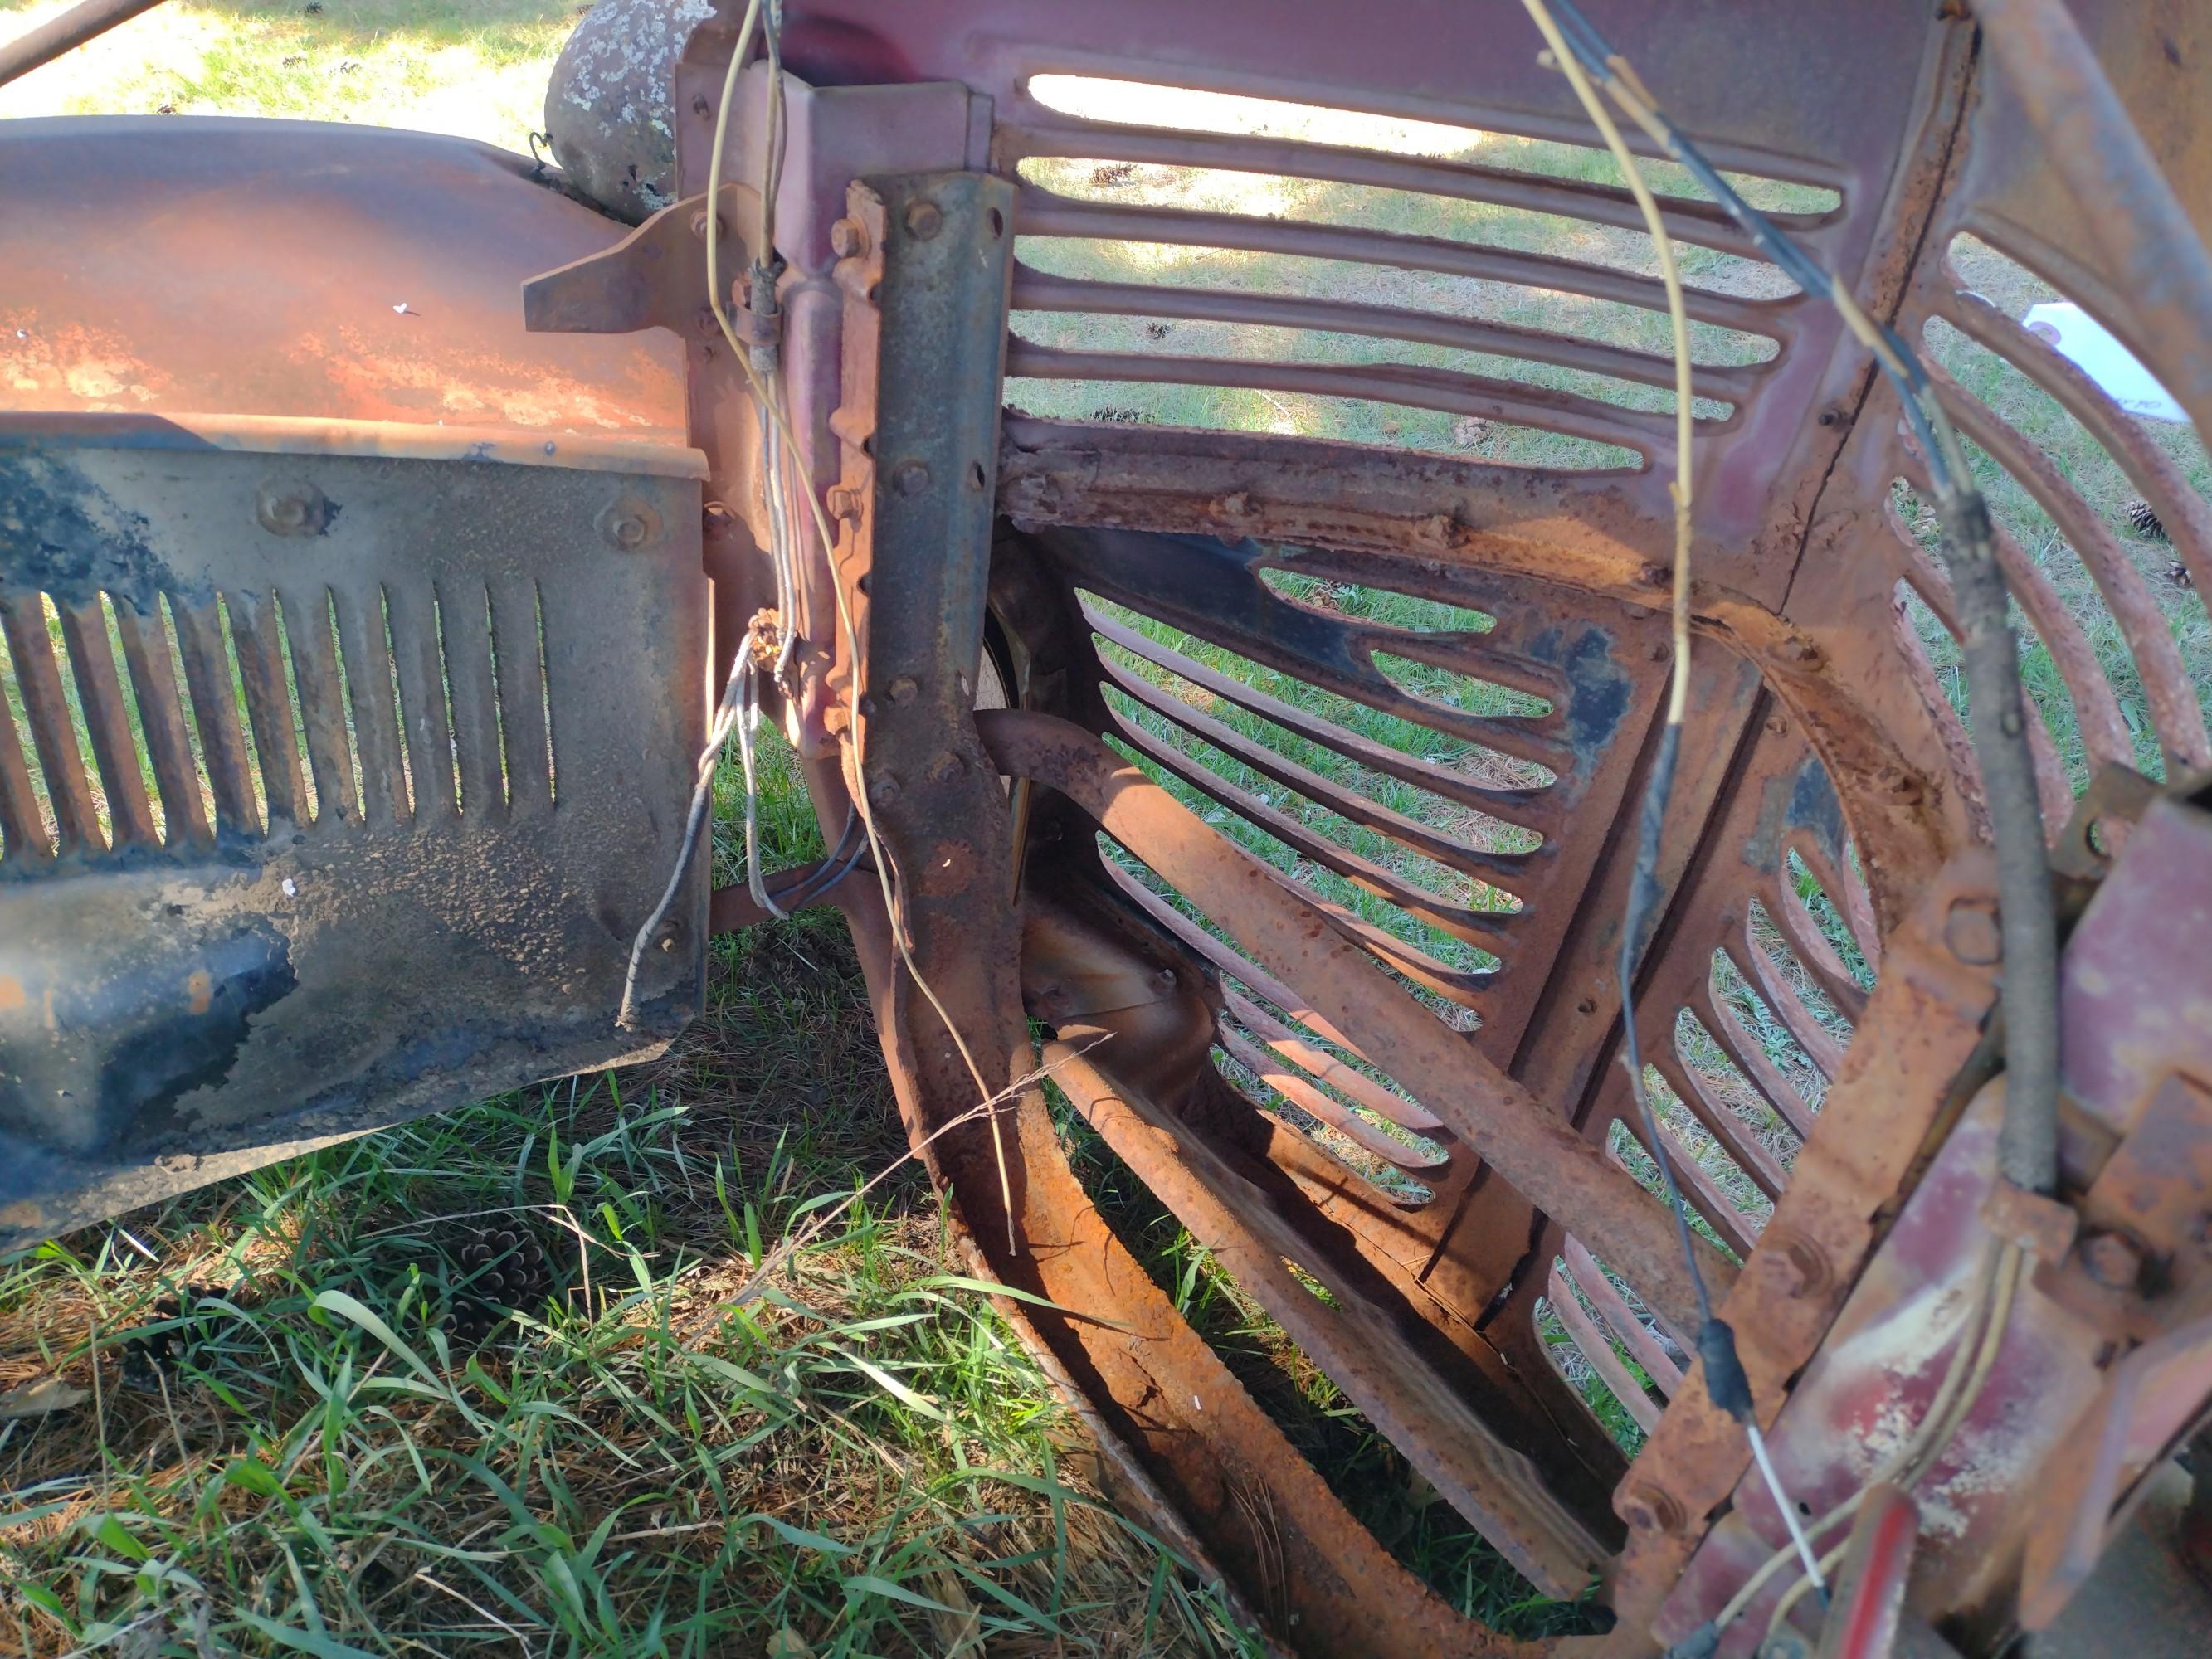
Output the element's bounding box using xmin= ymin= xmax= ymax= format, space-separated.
xmin=8 ymin=0 xmax=2212 ymax=1654
xmin=0 ymin=119 xmax=689 ymax=446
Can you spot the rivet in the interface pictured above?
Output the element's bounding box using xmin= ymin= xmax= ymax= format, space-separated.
xmin=893 ymin=460 xmax=932 ymax=496
xmin=1944 ymin=896 xmax=2001 ymax=965
xmin=904 ymin=200 xmax=943 ymax=240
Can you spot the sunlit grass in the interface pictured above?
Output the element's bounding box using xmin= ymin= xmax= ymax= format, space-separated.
xmin=0 ymin=1 xmax=577 ymax=152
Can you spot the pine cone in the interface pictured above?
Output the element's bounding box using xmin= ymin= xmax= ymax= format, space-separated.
xmin=2125 ymin=498 xmax=2169 ymax=542
xmin=445 ymin=1224 xmax=553 ymax=1346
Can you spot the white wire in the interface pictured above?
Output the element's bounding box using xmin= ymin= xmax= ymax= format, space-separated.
xmin=736 ymin=654 xmax=787 ymax=921
xmin=1746 ymin=1421 xmax=1829 ymax=1603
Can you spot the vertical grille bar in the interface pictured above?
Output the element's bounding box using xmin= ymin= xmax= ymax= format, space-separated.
xmin=56 ymin=597 xmax=158 ymax=850
xmin=110 ymin=596 xmax=213 ymax=849
xmin=170 ymin=596 xmax=260 ymax=837
xmin=281 ymin=586 xmax=359 ymax=827
xmin=227 ymin=588 xmax=309 ymax=828
xmin=334 ymin=584 xmax=406 ymax=826
xmin=0 ymin=594 xmax=100 ymax=854
xmin=384 ymin=584 xmax=456 ymax=818
xmin=0 ymin=667 xmax=53 ymax=863
xmin=489 ymin=577 xmax=550 ymax=813
xmin=437 ymin=579 xmax=506 ymax=820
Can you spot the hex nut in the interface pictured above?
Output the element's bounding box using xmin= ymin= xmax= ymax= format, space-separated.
xmin=904 ymin=200 xmax=943 ymax=240
xmin=892 ymin=460 xmax=932 ymax=497
xmin=829 ymin=217 xmax=866 ymax=258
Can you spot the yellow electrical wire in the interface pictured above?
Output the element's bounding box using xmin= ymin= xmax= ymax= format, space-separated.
xmin=704 ymin=5 xmax=1019 ymax=1249
xmin=1519 ymin=0 xmax=1694 ymax=725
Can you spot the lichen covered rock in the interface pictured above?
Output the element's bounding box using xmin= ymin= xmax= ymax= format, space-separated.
xmin=544 ymin=0 xmax=718 ymax=222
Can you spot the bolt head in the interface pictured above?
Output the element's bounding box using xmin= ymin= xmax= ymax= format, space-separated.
xmin=256 ymin=483 xmax=331 ymax=538
xmin=888 ymin=676 xmax=919 ymax=706
xmin=1774 ymin=1231 xmax=1830 ymax=1299
xmin=892 ymin=460 xmax=932 ymax=496
xmin=1944 ymin=896 xmax=2002 ymax=966
xmin=1621 ymin=1483 xmax=1683 ymax=1535
xmin=868 ymin=773 xmax=902 ymax=807
xmin=2080 ymin=1229 xmax=2146 ymax=1292
xmin=904 ymin=200 xmax=943 ymax=240
xmin=829 ymin=217 xmax=866 ymax=258
xmin=597 ymin=499 xmax=661 ymax=551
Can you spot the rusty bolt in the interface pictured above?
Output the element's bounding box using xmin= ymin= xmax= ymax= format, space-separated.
xmin=1765 ymin=714 xmax=1790 ymax=737
xmin=829 ymin=217 xmax=867 ymax=258
xmin=1620 ymin=1484 xmax=1684 ymax=1535
xmin=927 ymin=750 xmax=966 ymax=784
xmin=1944 ymin=896 xmax=2002 ymax=966
xmin=1775 ymin=1231 xmax=1831 ymax=1300
xmin=888 ymin=675 xmax=919 ymax=706
xmin=892 ymin=460 xmax=932 ymax=496
xmin=256 ymin=484 xmax=330 ymax=538
xmin=904 ymin=200 xmax=943 ymax=240
xmin=2080 ymin=1229 xmax=2146 ymax=1292
xmin=597 ymin=499 xmax=660 ymax=551
xmin=690 ymin=210 xmax=720 ymax=241
xmin=1156 ymin=966 xmax=1179 ymax=988
xmin=868 ymin=772 xmax=902 ymax=808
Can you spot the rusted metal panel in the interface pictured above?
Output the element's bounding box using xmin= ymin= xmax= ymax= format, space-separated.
xmin=0 ymin=119 xmax=689 ymax=449
xmin=0 ymin=431 xmax=707 ymax=1247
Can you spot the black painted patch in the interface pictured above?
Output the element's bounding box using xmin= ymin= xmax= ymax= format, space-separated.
xmin=103 ymin=922 xmax=298 ymax=1146
xmin=0 ymin=454 xmax=190 ymax=609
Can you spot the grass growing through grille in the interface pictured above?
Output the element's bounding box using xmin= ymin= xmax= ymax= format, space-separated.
xmin=5 ymin=12 xmax=2212 ymax=1653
